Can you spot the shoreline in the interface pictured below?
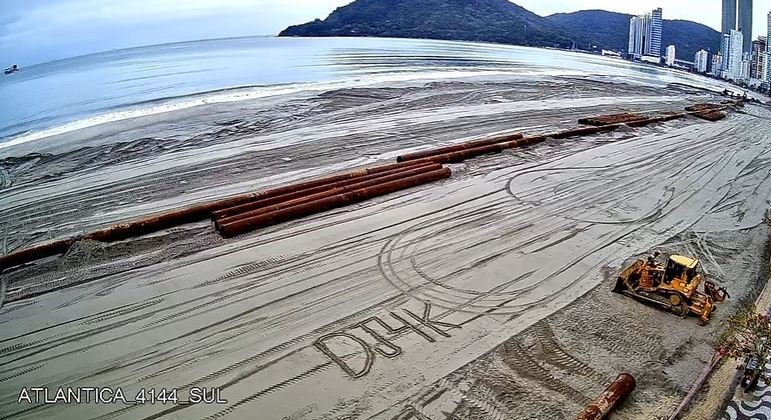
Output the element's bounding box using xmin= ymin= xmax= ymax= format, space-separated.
xmin=1 ymin=36 xmax=746 ymax=158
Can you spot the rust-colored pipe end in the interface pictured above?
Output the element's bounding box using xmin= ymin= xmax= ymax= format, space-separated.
xmin=575 ymin=373 xmax=636 ymax=420
xmin=212 ymin=219 xmax=225 ymax=235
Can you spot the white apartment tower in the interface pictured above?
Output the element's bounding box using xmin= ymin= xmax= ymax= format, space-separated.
xmin=767 ymin=11 xmax=771 ymax=81
xmin=727 ymin=29 xmax=745 ymax=79
xmin=666 ymin=45 xmax=676 ymax=66
xmin=694 ymin=49 xmax=709 ymax=73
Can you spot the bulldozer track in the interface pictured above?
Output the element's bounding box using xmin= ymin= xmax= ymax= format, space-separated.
xmin=463 ymin=383 xmax=513 ymax=420
xmin=479 ymin=361 xmax=567 ymax=420
xmin=499 ymin=340 xmax=590 ymax=405
xmin=561 ymin=297 xmax=666 ymax=361
xmin=532 ymin=321 xmax=608 ymax=385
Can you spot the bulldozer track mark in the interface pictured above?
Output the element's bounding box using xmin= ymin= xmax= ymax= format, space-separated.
xmin=194 ymin=254 xmax=294 ymax=288
xmin=484 ymin=365 xmax=566 ymax=420
xmin=83 ymin=298 xmax=164 ymax=325
xmin=560 ymin=302 xmax=665 ymax=361
xmin=499 ymin=340 xmax=590 ymax=405
xmin=0 ymin=298 xmax=165 ymax=357
xmin=0 ymin=300 xmax=35 ymax=317
xmin=0 ymin=403 xmax=48 ymax=420
xmin=133 ymin=252 xmax=375 ymax=330
xmin=464 ymin=389 xmax=511 ymax=420
xmin=137 ymin=271 xmax=192 ymax=287
xmin=0 ymin=363 xmax=42 ymax=383
xmin=532 ymin=321 xmax=608 ymax=385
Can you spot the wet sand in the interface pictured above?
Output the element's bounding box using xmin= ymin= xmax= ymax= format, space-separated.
xmin=1 ymin=76 xmax=771 ymax=419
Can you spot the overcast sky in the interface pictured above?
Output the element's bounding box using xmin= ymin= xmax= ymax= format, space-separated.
xmin=2 ymin=0 xmax=770 ymax=66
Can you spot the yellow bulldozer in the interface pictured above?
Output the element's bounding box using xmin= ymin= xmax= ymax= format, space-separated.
xmin=613 ymin=251 xmax=729 ymax=325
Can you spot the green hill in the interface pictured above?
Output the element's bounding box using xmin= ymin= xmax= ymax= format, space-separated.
xmin=279 ymin=0 xmax=571 ymax=48
xmin=280 ymin=0 xmax=721 ymax=60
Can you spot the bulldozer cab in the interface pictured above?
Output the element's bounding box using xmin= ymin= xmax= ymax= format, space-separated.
xmin=664 ymin=255 xmax=699 ymax=284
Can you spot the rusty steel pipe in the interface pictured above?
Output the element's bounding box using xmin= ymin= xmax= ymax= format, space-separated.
xmin=0 ymin=161 xmax=430 ymax=271
xmin=396 ymin=133 xmax=524 ymax=162
xmin=547 ymin=124 xmax=621 ymax=139
xmin=81 ymin=161 xmax=429 ymax=242
xmin=691 ymin=111 xmax=727 ymax=121
xmin=0 ymin=238 xmax=77 ymax=272
xmin=685 ymin=103 xmax=723 ymax=112
xmin=217 ymin=167 xmax=451 ymax=237
xmin=406 ymin=136 xmax=547 ymax=165
xmin=196 ymin=160 xmax=429 ymax=212
xmin=578 ymin=113 xmax=647 ymax=126
xmin=625 ymin=113 xmax=686 ymax=127
xmin=212 ymin=162 xmax=439 ymax=220
xmin=197 ymin=159 xmax=427 ymax=212
xmin=215 ymin=163 xmax=443 ymax=226
xmin=575 ymin=373 xmax=636 ymax=420
xmin=84 ymin=209 xmax=210 ymax=242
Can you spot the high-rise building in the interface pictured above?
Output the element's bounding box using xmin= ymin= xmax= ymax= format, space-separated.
xmin=695 ymin=50 xmax=709 ymax=73
xmin=727 ymin=29 xmax=745 ymax=79
xmin=722 ymin=0 xmax=736 ymax=35
xmin=627 ymin=8 xmax=663 ymax=60
xmin=628 ymin=16 xmax=643 ymax=58
xmin=666 ymin=45 xmax=676 ymax=66
xmin=742 ymin=52 xmax=752 ymax=79
xmin=712 ymin=53 xmax=724 ymax=76
xmin=751 ymin=36 xmax=767 ymax=80
xmin=721 ymin=33 xmax=731 ymax=73
xmin=649 ymin=8 xmax=663 ymax=58
xmin=722 ymin=0 xmax=753 ymax=54
xmin=767 ymin=11 xmax=771 ymax=81
xmin=740 ymin=0 xmax=753 ymax=54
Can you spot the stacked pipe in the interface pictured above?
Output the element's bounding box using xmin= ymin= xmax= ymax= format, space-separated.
xmin=0 ymin=161 xmax=442 ymax=271
xmin=394 ymin=124 xmax=622 ymax=166
xmin=0 ymin=103 xmax=740 ymax=272
xmin=685 ymin=103 xmax=727 ymax=122
xmin=397 ymin=133 xmax=524 ymax=162
xmin=213 ymin=163 xmax=450 ymax=237
xmin=545 ymin=124 xmax=622 ymax=139
xmin=398 ymin=135 xmax=546 ymax=165
xmin=692 ymin=111 xmax=726 ymax=121
xmin=625 ymin=113 xmax=687 ymax=127
xmin=578 ymin=113 xmax=648 ymax=126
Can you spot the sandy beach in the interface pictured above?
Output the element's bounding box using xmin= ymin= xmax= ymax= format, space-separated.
xmin=2 ymin=68 xmax=771 ymax=419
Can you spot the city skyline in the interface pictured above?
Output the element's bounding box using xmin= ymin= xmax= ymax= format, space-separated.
xmin=722 ymin=0 xmax=753 ymax=53
xmin=621 ymin=2 xmax=769 ymax=86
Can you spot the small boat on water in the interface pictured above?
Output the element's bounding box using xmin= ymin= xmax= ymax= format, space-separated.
xmin=4 ymin=64 xmax=19 ymax=75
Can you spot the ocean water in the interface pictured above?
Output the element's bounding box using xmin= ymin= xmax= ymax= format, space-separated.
xmin=0 ymin=36 xmax=730 ymax=149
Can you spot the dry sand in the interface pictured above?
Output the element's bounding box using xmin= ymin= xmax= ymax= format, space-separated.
xmin=1 ymin=77 xmax=771 ymax=420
